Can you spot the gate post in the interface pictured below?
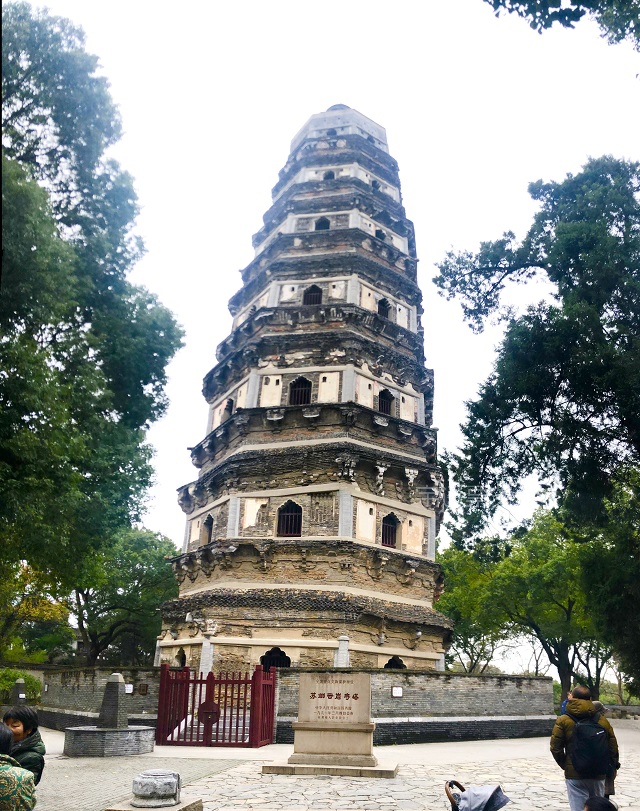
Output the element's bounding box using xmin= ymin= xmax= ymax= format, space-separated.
xmin=200 ymin=671 xmax=216 ymax=747
xmin=155 ymin=664 xmax=170 ymax=744
xmin=249 ymin=665 xmax=265 ymax=747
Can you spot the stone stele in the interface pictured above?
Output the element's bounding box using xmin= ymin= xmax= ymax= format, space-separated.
xmin=290 ymin=671 xmax=376 ymax=766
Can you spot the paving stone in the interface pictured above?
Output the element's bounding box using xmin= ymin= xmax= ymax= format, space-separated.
xmin=37 ymin=724 xmax=640 ymax=811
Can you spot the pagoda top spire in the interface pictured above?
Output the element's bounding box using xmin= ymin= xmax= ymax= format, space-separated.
xmin=290 ymin=104 xmax=389 ymax=153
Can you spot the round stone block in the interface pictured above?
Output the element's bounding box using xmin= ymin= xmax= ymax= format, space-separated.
xmin=131 ymin=769 xmax=181 ymax=808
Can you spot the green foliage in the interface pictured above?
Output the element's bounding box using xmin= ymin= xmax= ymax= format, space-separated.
xmin=1 ymin=157 xmax=156 ymax=584
xmin=73 ymin=529 xmax=179 ymax=666
xmin=0 ymin=563 xmax=69 ymax=658
xmin=0 ymin=668 xmax=41 ymax=703
xmin=1 ymin=5 xmax=183 ymax=589
xmin=580 ymin=468 xmax=640 ymax=696
xmin=486 ymin=512 xmax=613 ymax=697
xmin=483 ymin=0 xmax=640 ymax=49
xmin=435 ymin=156 xmax=640 ymax=544
xmin=597 ymin=678 xmax=634 ymax=706
xmin=437 ymin=545 xmax=511 ymax=673
xmin=2 ymin=2 xmax=121 ymax=219
xmin=440 ymin=513 xmax=615 ymax=696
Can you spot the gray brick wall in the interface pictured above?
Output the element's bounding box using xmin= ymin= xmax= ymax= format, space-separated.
xmin=275 ymin=669 xmax=553 ymax=718
xmin=63 ymin=727 xmax=155 ymax=757
xmin=273 ymin=669 xmax=554 ymax=745
xmin=39 ymin=668 xmax=160 ymax=715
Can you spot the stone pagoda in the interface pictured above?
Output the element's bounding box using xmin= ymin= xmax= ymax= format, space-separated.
xmin=158 ymin=105 xmax=452 ymax=673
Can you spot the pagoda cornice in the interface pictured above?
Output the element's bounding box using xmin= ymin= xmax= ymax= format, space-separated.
xmin=252 ymin=188 xmax=414 ymax=249
xmin=163 ymin=582 xmax=452 ymax=637
xmin=273 ymin=134 xmax=400 ymax=197
xmin=187 ymin=403 xmax=439 ymax=474
xmin=240 ymin=230 xmax=418 ymax=286
xmin=203 ymin=327 xmax=430 ymax=402
xmin=230 ymin=252 xmax=421 ymax=314
xmin=215 ymin=303 xmax=424 ymax=364
xmin=274 ymin=147 xmax=402 ymax=195
xmin=260 ymin=177 xmax=408 ymax=232
xmin=180 ymin=434 xmax=443 ymax=521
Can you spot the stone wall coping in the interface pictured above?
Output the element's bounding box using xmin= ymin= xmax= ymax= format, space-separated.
xmin=281 ymin=668 xmax=553 ymax=681
xmin=279 ymin=714 xmax=557 ymax=723
xmin=27 ymin=706 xmax=99 ymax=719
xmin=0 ymin=662 xmax=161 ymax=675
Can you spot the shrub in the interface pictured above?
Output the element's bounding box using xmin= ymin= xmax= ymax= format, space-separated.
xmin=0 ymin=668 xmax=42 ymax=703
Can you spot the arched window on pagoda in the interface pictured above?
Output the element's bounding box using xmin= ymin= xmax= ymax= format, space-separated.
xmin=323 ymin=170 xmax=335 ymax=180
xmin=378 ymin=388 xmax=394 ymax=416
xmin=375 ymin=228 xmax=387 ymax=241
xmin=277 ymin=501 xmax=303 ymax=537
xmin=381 ymin=513 xmax=400 ymax=548
xmin=315 ymin=217 xmax=330 ymax=231
xmin=289 ymin=376 xmax=312 ymax=406
xmin=222 ymin=398 xmax=234 ymax=422
xmin=260 ymin=647 xmax=291 ymax=671
xmin=303 ymin=285 xmax=322 ymax=305
xmin=377 ymin=298 xmax=391 ymax=319
xmin=200 ymin=514 xmax=213 ymax=546
xmin=384 ymin=655 xmax=407 ymax=669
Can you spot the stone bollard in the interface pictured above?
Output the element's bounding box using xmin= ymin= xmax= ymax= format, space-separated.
xmin=103 ymin=769 xmax=203 ymax=811
xmin=131 ymin=770 xmax=180 ymax=807
xmin=10 ymin=678 xmax=27 ymax=705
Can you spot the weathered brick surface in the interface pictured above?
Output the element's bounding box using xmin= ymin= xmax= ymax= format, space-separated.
xmin=63 ymin=726 xmax=155 ymax=756
xmin=275 ymin=669 xmax=553 ymax=718
xmin=274 ymin=668 xmax=554 ymax=744
xmin=275 ymin=716 xmax=555 ymax=744
xmin=37 ymin=667 xmax=160 ymax=714
xmin=31 ymin=707 xmax=158 ymax=732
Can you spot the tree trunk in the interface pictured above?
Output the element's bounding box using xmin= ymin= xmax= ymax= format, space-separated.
xmin=558 ymin=667 xmax=573 ymax=701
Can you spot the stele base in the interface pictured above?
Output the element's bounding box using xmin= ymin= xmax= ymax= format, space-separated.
xmin=103 ymin=798 xmax=202 ymax=811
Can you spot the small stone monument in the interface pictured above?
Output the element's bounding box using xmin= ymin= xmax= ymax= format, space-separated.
xmin=10 ymin=678 xmax=27 ymax=705
xmin=103 ymin=769 xmax=203 ymax=811
xmin=263 ymin=672 xmax=397 ymax=777
xmin=99 ymin=672 xmax=129 ymax=729
xmin=64 ymin=673 xmax=155 ymax=757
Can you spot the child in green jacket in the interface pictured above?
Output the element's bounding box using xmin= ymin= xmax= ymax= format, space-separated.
xmin=2 ymin=707 xmax=45 ymax=785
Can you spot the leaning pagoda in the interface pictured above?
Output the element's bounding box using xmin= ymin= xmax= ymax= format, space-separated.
xmin=158 ymin=105 xmax=452 ymax=673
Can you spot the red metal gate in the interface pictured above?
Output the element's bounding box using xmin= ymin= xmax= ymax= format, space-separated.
xmin=155 ymin=664 xmax=276 ymax=747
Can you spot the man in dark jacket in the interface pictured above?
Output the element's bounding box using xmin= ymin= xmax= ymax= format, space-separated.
xmin=550 ymin=685 xmax=619 ymax=811
xmin=2 ymin=707 xmax=45 ymax=786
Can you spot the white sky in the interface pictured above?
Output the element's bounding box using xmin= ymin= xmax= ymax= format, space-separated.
xmin=34 ymin=0 xmax=640 ymax=551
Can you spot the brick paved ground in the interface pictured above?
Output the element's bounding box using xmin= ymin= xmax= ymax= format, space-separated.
xmin=35 ymin=756 xmax=240 ymax=811
xmin=187 ymin=748 xmax=639 ymax=810
xmin=37 ymin=721 xmax=640 ymax=811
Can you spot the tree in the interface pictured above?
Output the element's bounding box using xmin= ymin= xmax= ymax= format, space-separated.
xmin=0 ymin=563 xmax=70 ymax=660
xmin=580 ymin=467 xmax=640 ymax=695
xmin=437 ymin=542 xmax=512 ymax=673
xmin=483 ymin=0 xmax=640 ymax=49
xmin=1 ymin=5 xmax=183 ymax=585
xmin=72 ymin=529 xmax=178 ymax=666
xmin=435 ymin=156 xmax=640 ymax=544
xmin=1 ymin=156 xmax=156 ymax=584
xmin=485 ymin=512 xmax=613 ymax=698
xmin=2 ymin=3 xmax=121 ymax=214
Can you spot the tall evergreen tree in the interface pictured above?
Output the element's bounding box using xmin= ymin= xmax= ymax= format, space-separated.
xmin=436 ymin=156 xmax=640 ymax=542
xmin=1 ymin=4 xmax=183 ymax=588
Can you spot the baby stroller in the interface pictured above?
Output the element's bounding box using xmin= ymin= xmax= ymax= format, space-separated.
xmin=445 ymin=780 xmax=510 ymax=811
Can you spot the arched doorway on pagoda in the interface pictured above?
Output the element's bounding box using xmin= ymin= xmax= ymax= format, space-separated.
xmin=260 ymin=647 xmax=291 ymax=671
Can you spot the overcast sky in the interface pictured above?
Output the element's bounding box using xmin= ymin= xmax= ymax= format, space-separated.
xmin=34 ymin=0 xmax=640 ymax=550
